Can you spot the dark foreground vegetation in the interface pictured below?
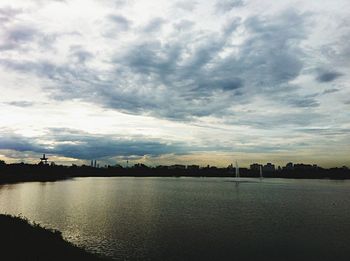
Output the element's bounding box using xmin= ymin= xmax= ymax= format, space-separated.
xmin=0 ymin=160 xmax=349 ymax=184
xmin=0 ymin=214 xmax=108 ymax=261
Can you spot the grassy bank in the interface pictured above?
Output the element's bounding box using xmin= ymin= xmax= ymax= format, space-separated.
xmin=0 ymin=214 xmax=109 ymax=261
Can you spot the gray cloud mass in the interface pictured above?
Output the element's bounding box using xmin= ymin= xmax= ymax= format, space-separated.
xmin=215 ymin=0 xmax=244 ymax=13
xmin=0 ymin=0 xmax=349 ymax=166
xmin=316 ymin=71 xmax=343 ymax=83
xmin=0 ymin=129 xmax=189 ymax=160
xmin=0 ymin=7 xmax=314 ymax=121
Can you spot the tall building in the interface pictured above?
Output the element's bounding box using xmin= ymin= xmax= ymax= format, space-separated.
xmin=187 ymin=165 xmax=200 ymax=170
xmin=286 ymin=162 xmax=294 ymax=169
xmin=263 ymin=163 xmax=275 ymax=172
xmin=294 ymin=163 xmax=315 ymax=169
xmin=250 ymin=163 xmax=262 ymax=171
xmin=169 ymin=164 xmax=186 ymax=170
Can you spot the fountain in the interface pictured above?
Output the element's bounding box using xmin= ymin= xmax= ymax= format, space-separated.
xmin=235 ymin=161 xmax=240 ymax=185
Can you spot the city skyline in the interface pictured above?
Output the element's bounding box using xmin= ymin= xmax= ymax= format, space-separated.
xmin=1 ymin=153 xmax=348 ymax=170
xmin=1 ymin=0 xmax=350 ymax=167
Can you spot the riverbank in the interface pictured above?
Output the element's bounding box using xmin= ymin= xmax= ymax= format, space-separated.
xmin=0 ymin=214 xmax=108 ymax=261
xmin=1 ymin=162 xmax=349 ymax=183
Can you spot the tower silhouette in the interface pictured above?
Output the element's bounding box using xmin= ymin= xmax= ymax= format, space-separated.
xmin=40 ymin=154 xmax=48 ymax=165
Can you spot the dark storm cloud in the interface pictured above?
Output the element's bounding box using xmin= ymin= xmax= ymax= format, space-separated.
xmin=0 ymin=128 xmax=304 ymax=159
xmin=0 ymin=134 xmax=41 ymax=153
xmin=0 ymin=59 xmax=94 ymax=89
xmin=239 ymin=10 xmax=306 ymax=86
xmin=52 ymin=137 xmax=183 ymax=159
xmin=193 ymin=77 xmax=244 ymax=93
xmin=0 ymin=129 xmax=191 ymax=160
xmin=109 ymin=29 xmax=245 ymax=118
xmin=316 ymin=71 xmax=343 ymax=82
xmin=0 ymin=8 xmax=312 ymax=124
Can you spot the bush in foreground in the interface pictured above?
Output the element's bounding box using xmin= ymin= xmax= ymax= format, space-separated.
xmin=0 ymin=214 xmax=108 ymax=261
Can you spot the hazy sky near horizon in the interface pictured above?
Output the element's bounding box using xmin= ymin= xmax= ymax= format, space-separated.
xmin=0 ymin=0 xmax=349 ymax=167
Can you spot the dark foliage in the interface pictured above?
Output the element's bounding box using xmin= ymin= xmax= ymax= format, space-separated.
xmin=0 ymin=162 xmax=349 ymax=185
xmin=0 ymin=214 xmax=109 ymax=261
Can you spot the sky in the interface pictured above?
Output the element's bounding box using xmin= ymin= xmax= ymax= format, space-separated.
xmin=0 ymin=0 xmax=349 ymax=167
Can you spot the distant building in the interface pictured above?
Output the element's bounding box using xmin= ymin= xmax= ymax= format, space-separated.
xmin=294 ymin=163 xmax=314 ymax=169
xmin=133 ymin=163 xmax=148 ymax=169
xmin=285 ymin=162 xmax=294 ymax=169
xmin=156 ymin=165 xmax=169 ymax=169
xmin=113 ymin=164 xmax=123 ymax=169
xmin=187 ymin=165 xmax=200 ymax=170
xmin=169 ymin=164 xmax=186 ymax=170
xmin=263 ymin=163 xmax=275 ymax=172
xmin=250 ymin=163 xmax=262 ymax=171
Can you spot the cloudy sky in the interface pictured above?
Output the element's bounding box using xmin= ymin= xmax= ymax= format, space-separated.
xmin=0 ymin=0 xmax=349 ymax=167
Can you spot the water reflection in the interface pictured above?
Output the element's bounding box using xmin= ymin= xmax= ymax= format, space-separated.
xmin=0 ymin=177 xmax=350 ymax=260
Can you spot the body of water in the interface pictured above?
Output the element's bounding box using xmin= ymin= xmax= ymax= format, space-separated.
xmin=1 ymin=177 xmax=350 ymax=260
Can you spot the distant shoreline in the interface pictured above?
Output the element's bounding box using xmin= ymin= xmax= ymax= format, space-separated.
xmin=1 ymin=162 xmax=349 ymax=185
xmin=0 ymin=214 xmax=108 ymax=261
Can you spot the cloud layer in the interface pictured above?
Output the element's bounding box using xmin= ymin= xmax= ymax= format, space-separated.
xmin=0 ymin=0 xmax=349 ymax=167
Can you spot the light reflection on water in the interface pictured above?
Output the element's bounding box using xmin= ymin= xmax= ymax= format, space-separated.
xmin=1 ymin=177 xmax=350 ymax=260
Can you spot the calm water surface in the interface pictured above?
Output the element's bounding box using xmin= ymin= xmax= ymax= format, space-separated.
xmin=1 ymin=177 xmax=350 ymax=260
